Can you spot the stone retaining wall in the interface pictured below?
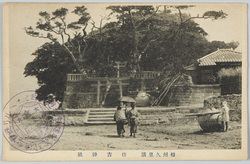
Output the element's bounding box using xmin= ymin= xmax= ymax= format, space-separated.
xmin=44 ymin=106 xmax=199 ymax=126
xmin=165 ymin=84 xmax=221 ymax=106
xmin=63 ymin=92 xmax=97 ymax=108
xmin=62 ymin=81 xmax=98 ymax=108
xmin=62 ymin=80 xmax=130 ymax=108
xmin=138 ymin=108 xmax=197 ymax=125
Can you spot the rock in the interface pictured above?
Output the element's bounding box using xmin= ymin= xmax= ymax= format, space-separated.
xmin=135 ymin=91 xmax=151 ymax=107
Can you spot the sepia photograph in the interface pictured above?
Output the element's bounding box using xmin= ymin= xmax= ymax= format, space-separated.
xmin=2 ymin=2 xmax=248 ymax=161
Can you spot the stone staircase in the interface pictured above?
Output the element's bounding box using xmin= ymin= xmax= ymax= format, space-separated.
xmin=82 ymin=105 xmax=202 ymax=126
xmin=85 ymin=109 xmax=116 ymax=125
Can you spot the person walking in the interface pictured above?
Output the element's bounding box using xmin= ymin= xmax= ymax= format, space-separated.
xmin=114 ymin=105 xmax=127 ymax=137
xmin=221 ymin=101 xmax=230 ymax=132
xmin=127 ymin=103 xmax=140 ymax=138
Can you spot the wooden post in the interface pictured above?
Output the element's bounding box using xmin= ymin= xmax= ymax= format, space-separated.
xmin=119 ymin=80 xmax=123 ymax=98
xmin=141 ymin=79 xmax=145 ymax=91
xmin=114 ymin=61 xmax=127 ymax=78
xmin=114 ymin=61 xmax=126 ymax=98
xmin=97 ymin=80 xmax=100 ymax=105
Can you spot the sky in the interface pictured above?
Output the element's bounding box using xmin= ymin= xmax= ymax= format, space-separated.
xmin=3 ymin=3 xmax=246 ymax=97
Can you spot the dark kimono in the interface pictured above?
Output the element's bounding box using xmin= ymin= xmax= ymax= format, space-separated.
xmin=114 ymin=108 xmax=127 ymax=136
xmin=128 ymin=109 xmax=140 ymax=134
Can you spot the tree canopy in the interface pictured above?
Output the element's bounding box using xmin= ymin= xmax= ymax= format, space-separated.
xmin=24 ymin=5 xmax=238 ymax=103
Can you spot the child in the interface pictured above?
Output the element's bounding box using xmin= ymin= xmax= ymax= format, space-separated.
xmin=221 ymin=101 xmax=230 ymax=131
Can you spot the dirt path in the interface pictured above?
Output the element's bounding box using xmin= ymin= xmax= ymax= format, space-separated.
xmin=51 ymin=121 xmax=241 ymax=150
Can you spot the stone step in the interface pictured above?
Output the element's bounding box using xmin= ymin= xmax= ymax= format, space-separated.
xmin=175 ymin=109 xmax=191 ymax=113
xmin=85 ymin=122 xmax=116 ymax=125
xmin=140 ymin=120 xmax=159 ymax=125
xmin=89 ymin=112 xmax=115 ymax=115
xmin=84 ymin=106 xmax=195 ymax=126
xmin=86 ymin=109 xmax=117 ymax=125
xmin=89 ymin=109 xmax=116 ymax=112
xmin=88 ymin=115 xmax=114 ymax=118
xmin=88 ymin=118 xmax=114 ymax=121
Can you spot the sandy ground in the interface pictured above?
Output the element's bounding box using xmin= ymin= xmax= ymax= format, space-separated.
xmin=51 ymin=121 xmax=241 ymax=150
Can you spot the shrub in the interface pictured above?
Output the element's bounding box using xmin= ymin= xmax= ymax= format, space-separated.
xmin=217 ymin=67 xmax=241 ymax=78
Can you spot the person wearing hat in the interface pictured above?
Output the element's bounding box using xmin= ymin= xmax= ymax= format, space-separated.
xmin=114 ymin=105 xmax=127 ymax=137
xmin=127 ymin=102 xmax=140 ymax=138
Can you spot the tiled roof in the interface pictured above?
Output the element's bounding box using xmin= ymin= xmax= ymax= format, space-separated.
xmin=198 ymin=49 xmax=242 ymax=66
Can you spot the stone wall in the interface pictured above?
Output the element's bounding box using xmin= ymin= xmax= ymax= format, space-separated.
xmin=44 ymin=109 xmax=89 ymax=126
xmin=63 ymin=92 xmax=97 ymax=108
xmin=62 ymin=78 xmax=159 ymax=108
xmin=62 ymin=80 xmax=129 ymax=108
xmin=62 ymin=81 xmax=98 ymax=108
xmin=43 ymin=107 xmax=199 ymax=126
xmin=138 ymin=107 xmax=197 ymax=125
xmin=165 ymin=84 xmax=221 ymax=106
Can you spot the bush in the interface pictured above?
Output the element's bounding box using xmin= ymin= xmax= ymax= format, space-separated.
xmin=217 ymin=67 xmax=241 ymax=78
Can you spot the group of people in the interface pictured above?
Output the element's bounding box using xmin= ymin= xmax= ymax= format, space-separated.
xmin=114 ymin=102 xmax=140 ymax=137
xmin=114 ymin=100 xmax=230 ymax=137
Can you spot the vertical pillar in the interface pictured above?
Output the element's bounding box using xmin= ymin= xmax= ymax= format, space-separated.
xmin=117 ymin=65 xmax=120 ymax=78
xmin=97 ymin=80 xmax=100 ymax=105
xmin=119 ymin=80 xmax=123 ymax=98
xmin=141 ymin=79 xmax=145 ymax=91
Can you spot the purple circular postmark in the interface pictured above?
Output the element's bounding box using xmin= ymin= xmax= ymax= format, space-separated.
xmin=3 ymin=90 xmax=65 ymax=153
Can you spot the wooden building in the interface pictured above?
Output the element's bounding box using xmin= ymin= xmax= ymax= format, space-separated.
xmin=185 ymin=49 xmax=242 ymax=84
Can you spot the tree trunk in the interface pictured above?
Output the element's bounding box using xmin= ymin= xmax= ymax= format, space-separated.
xmin=132 ymin=28 xmax=141 ymax=72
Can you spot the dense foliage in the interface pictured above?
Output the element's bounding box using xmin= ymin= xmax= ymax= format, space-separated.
xmin=24 ymin=42 xmax=77 ymax=102
xmin=24 ymin=5 xmax=238 ymax=103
